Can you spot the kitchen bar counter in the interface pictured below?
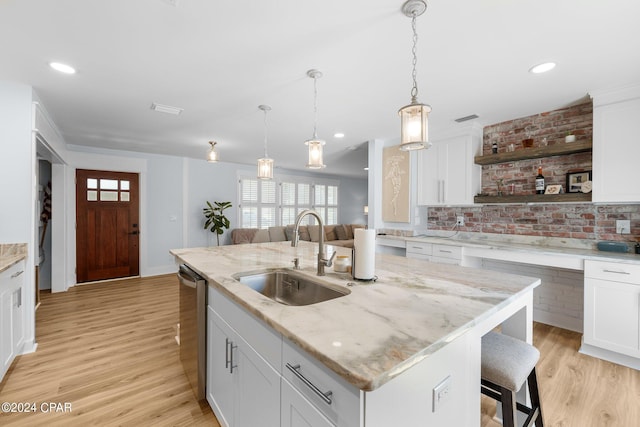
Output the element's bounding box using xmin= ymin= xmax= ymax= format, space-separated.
xmin=171 ymin=241 xmax=540 ymax=391
xmin=0 ymin=243 xmax=27 ymax=274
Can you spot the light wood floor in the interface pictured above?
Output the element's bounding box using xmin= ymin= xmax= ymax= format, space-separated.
xmin=2 ymin=276 xmax=639 ymax=426
xmin=481 ymin=323 xmax=640 ymax=427
xmin=0 ymin=274 xmax=219 ymax=427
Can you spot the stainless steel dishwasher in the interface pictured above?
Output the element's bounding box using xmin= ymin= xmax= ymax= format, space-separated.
xmin=178 ymin=264 xmax=206 ymax=400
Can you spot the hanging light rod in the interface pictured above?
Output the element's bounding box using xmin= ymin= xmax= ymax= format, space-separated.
xmin=398 ymin=0 xmax=432 ymax=151
xmin=257 ymin=104 xmax=274 ymax=180
xmin=305 ymin=69 xmax=326 ymax=169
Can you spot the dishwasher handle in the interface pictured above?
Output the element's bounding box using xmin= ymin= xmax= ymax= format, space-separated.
xmin=178 ymin=265 xmax=203 ymax=288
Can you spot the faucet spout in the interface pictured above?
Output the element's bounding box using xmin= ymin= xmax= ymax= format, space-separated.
xmin=291 ymin=209 xmax=328 ymax=276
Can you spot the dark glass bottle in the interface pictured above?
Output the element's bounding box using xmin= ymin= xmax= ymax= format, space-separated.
xmin=535 ymin=167 xmax=545 ymax=194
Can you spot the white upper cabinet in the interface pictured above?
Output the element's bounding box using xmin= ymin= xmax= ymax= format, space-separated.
xmin=417 ymin=124 xmax=482 ymax=206
xmin=591 ymin=84 xmax=640 ymax=203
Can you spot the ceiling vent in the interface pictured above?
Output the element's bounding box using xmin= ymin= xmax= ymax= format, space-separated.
xmin=151 ymin=103 xmax=183 ymax=115
xmin=454 ymin=114 xmax=479 ymax=123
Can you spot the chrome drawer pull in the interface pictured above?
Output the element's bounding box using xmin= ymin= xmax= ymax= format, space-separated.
xmin=439 ymin=250 xmax=452 ymax=254
xmin=286 ymin=363 xmax=333 ymax=405
xmin=11 ymin=270 xmax=24 ymax=279
xmin=602 ymin=269 xmax=631 ymax=275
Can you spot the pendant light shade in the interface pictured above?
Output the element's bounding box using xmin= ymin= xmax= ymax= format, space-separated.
xmin=257 ymin=105 xmax=274 ymax=180
xmin=399 ymin=0 xmax=431 ymax=151
xmin=207 ymin=141 xmax=219 ymax=163
xmin=305 ymin=69 xmax=326 ymax=169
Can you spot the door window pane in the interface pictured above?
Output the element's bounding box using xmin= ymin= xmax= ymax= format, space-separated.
xmin=87 ymin=190 xmax=98 ymax=201
xmin=100 ymin=179 xmax=118 ymax=190
xmin=120 ymin=180 xmax=130 ymax=190
xmin=100 ymin=191 xmax=118 ymax=201
xmin=87 ymin=178 xmax=98 ymax=189
xmin=120 ymin=192 xmax=130 ymax=202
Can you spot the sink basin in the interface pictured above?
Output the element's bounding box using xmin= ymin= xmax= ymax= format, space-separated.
xmin=233 ymin=269 xmax=350 ymax=306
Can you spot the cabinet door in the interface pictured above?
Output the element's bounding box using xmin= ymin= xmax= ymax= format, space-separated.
xmin=12 ymin=287 xmax=23 ymax=352
xmin=442 ymin=136 xmax=471 ymax=205
xmin=0 ymin=288 xmax=14 ymax=380
xmin=207 ymin=308 xmax=235 ymax=427
xmin=417 ymin=143 xmax=444 ymax=205
xmin=282 ymin=379 xmax=335 ymax=427
xmin=235 ymin=342 xmax=280 ymax=427
xmin=584 ymin=278 xmax=640 ymax=357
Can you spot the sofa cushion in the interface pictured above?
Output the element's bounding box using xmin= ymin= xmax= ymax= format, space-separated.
xmin=284 ymin=225 xmax=296 ymax=241
xmin=334 ymin=224 xmax=348 ymax=240
xmin=325 ymin=225 xmax=337 ymax=241
xmin=298 ymin=225 xmax=311 ymax=241
xmin=308 ymin=225 xmax=322 ymax=242
xmin=268 ymin=226 xmax=287 ymax=242
xmin=351 ymin=224 xmax=365 ymax=237
xmin=252 ymin=229 xmax=271 ymax=243
xmin=231 ymin=228 xmax=258 ymax=244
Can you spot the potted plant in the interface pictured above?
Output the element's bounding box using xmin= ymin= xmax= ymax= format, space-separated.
xmin=203 ymin=201 xmax=232 ymax=246
xmin=565 ymin=131 xmax=576 ymax=143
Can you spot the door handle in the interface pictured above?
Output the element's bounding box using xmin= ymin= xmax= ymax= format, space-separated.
xmin=129 ymin=231 xmax=138 ymax=235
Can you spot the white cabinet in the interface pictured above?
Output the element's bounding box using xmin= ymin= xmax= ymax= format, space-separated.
xmin=1 ymin=261 xmax=25 ymax=382
xmin=282 ymin=379 xmax=334 ymax=427
xmin=207 ymin=289 xmax=281 ymax=427
xmin=583 ymin=260 xmax=640 ymax=360
xmin=591 ymin=85 xmax=640 ymax=203
xmin=431 ymin=244 xmax=462 ymax=265
xmin=417 ymin=126 xmax=481 ymax=206
xmin=406 ymin=241 xmax=432 ymax=261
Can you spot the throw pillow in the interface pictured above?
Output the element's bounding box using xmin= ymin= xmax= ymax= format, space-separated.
xmin=335 ymin=224 xmax=348 ymax=240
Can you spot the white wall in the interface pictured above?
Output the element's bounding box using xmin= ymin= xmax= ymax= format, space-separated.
xmin=0 ymin=81 xmax=37 ymax=353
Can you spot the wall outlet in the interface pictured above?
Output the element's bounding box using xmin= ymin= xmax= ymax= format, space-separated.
xmin=616 ymin=219 xmax=631 ymax=234
xmin=456 ymin=216 xmax=465 ymax=226
xmin=432 ymin=375 xmax=451 ymax=412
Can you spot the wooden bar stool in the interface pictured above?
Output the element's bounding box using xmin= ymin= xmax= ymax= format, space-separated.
xmin=481 ymin=331 xmax=544 ymax=427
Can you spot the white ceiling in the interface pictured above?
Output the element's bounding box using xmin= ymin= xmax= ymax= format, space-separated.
xmin=1 ymin=0 xmax=639 ymax=178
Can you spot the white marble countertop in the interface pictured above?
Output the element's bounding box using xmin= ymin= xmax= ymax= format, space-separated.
xmin=0 ymin=243 xmax=27 ymax=274
xmin=379 ymin=232 xmax=640 ymax=265
xmin=171 ymin=241 xmax=540 ymax=391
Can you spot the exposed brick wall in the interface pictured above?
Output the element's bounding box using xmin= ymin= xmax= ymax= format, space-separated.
xmin=427 ymin=204 xmax=640 ymax=244
xmin=481 ymin=101 xmax=593 ymax=195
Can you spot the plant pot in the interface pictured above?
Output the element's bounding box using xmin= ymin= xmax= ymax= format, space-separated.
xmin=522 ymin=138 xmax=534 ymax=148
xmin=565 ymin=134 xmax=576 ymax=143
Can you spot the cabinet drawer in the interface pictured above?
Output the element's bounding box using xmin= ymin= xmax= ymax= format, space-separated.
xmin=406 ymin=253 xmax=431 ymax=261
xmin=432 ymin=244 xmax=462 ymax=260
xmin=282 ymin=339 xmax=360 ymax=427
xmin=406 ymin=241 xmax=432 ymax=256
xmin=209 ymin=286 xmax=282 ymax=370
xmin=585 ymin=261 xmax=640 ymax=285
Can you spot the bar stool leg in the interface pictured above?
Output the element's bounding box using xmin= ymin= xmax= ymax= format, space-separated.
xmin=501 ymin=387 xmax=517 ymax=427
xmin=527 ymin=368 xmax=543 ymax=427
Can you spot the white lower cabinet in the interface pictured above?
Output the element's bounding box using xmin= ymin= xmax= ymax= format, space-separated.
xmin=431 ymin=244 xmax=462 ymax=265
xmin=281 ymin=380 xmax=334 ymax=427
xmin=207 ymin=299 xmax=280 ymax=427
xmin=583 ymin=260 xmax=640 ymax=359
xmin=1 ymin=261 xmax=25 ymax=382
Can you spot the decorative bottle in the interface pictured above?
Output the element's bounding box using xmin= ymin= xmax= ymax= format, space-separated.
xmin=535 ymin=167 xmax=545 ymax=194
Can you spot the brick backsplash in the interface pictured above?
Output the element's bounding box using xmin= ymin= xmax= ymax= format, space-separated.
xmin=427 ymin=204 xmax=640 ymax=244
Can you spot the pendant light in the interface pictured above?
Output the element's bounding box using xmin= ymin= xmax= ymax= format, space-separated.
xmin=257 ymin=104 xmax=274 ymax=180
xmin=398 ymin=0 xmax=431 ymax=151
xmin=207 ymin=141 xmax=219 ymax=163
xmin=305 ymin=69 xmax=326 ymax=169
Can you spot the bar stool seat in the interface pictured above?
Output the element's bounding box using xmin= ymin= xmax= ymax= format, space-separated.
xmin=481 ymin=331 xmax=543 ymax=427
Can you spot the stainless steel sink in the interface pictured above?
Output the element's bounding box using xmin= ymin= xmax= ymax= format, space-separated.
xmin=233 ymin=269 xmax=350 ymax=306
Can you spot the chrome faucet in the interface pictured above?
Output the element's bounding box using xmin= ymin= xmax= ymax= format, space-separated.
xmin=291 ymin=209 xmax=336 ymax=276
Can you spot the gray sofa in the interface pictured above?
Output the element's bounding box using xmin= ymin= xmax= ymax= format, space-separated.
xmin=231 ymin=224 xmax=365 ymax=248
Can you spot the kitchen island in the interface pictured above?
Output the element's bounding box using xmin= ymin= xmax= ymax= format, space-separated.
xmin=171 ymin=241 xmax=540 ymax=426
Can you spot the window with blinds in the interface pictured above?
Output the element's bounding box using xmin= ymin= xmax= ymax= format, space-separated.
xmin=238 ymin=175 xmax=339 ymax=228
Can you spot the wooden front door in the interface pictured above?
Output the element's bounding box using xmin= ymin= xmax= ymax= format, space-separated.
xmin=76 ymin=169 xmax=139 ymax=283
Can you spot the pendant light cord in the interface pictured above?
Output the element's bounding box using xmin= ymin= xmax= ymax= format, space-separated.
xmin=263 ymin=108 xmax=269 ymax=157
xmin=410 ymin=12 xmax=419 ymax=102
xmin=313 ymin=75 xmax=319 ymax=139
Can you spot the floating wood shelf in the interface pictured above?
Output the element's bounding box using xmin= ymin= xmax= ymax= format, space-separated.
xmin=474 ymin=140 xmax=592 ymax=165
xmin=474 ymin=192 xmax=592 ymax=204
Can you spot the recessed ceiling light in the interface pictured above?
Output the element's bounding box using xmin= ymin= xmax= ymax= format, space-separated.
xmin=151 ymin=102 xmax=183 ymax=115
xmin=49 ymin=62 xmax=76 ymax=74
xmin=334 ymin=132 xmax=345 ymax=138
xmin=529 ymin=62 xmax=556 ymax=74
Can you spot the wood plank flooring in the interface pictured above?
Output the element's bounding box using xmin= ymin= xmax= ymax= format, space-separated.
xmin=0 ymin=274 xmax=219 ymax=427
xmin=2 ymin=274 xmax=639 ymax=426
xmin=482 ymin=323 xmax=640 ymax=427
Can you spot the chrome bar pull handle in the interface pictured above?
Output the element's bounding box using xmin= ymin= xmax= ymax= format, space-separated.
xmin=11 ymin=270 xmax=24 ymax=279
xmin=286 ymin=363 xmax=333 ymax=405
xmin=229 ymin=343 xmax=238 ymax=373
xmin=225 ymin=338 xmax=231 ymax=369
xmin=603 ymin=269 xmax=630 ymax=275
